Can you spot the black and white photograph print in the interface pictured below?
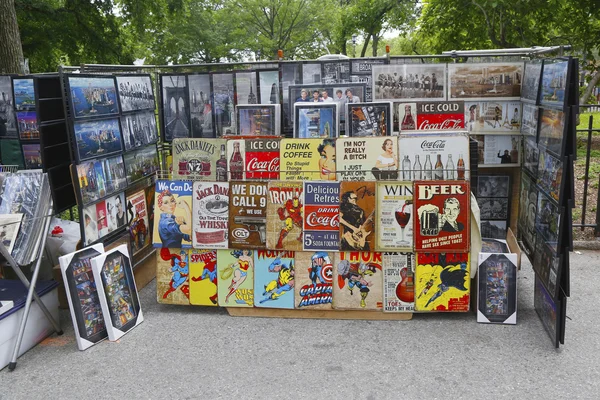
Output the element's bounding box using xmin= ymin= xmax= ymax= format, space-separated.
xmin=212 ymin=73 xmax=235 ymax=136
xmin=448 ymin=62 xmax=523 ymax=101
xmin=372 ymin=64 xmax=446 ymax=102
xmin=322 ymin=61 xmax=351 ymax=84
xmin=523 ymin=138 xmax=540 ymax=177
xmin=121 ymin=111 xmax=158 ymax=151
xmin=351 ymin=59 xmax=385 ymax=75
xmin=123 ymin=144 xmax=159 ymax=185
xmin=520 ymin=60 xmax=542 ymax=104
xmin=258 ymin=70 xmax=279 ymax=105
xmin=188 ymin=74 xmax=214 ymax=138
xmin=160 ymin=74 xmax=190 ymax=141
xmin=116 ymin=75 xmax=155 ymax=112
xmin=483 ymin=135 xmax=521 ymax=166
xmin=481 ymin=220 xmax=508 ymax=239
xmin=477 ymin=175 xmax=510 ymax=198
xmin=346 ymin=102 xmax=392 ymax=137
xmin=478 ymin=197 xmax=509 ymax=220
xmin=235 ymin=71 xmax=258 ymax=105
xmin=0 ymin=76 xmax=17 ymax=137
xmin=520 ymin=103 xmax=539 ymax=138
xmin=302 ymin=63 xmax=322 ymax=84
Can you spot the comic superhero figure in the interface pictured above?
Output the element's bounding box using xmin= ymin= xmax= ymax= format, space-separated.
xmin=260 ymin=258 xmax=295 ymax=303
xmin=276 ymin=196 xmax=303 ymax=249
xmin=191 ymin=256 xmax=218 ymax=304
xmin=221 ymin=250 xmax=253 ymax=304
xmin=161 ymin=248 xmax=190 ymax=299
xmin=418 ymin=278 xmax=435 ymax=299
xmin=425 ymin=262 xmax=468 ymax=307
xmin=309 ymin=252 xmax=332 ymax=285
xmin=337 ymin=260 xmax=381 ymax=308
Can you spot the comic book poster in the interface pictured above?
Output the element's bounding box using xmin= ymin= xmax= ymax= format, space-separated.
xmin=152 ymin=180 xmax=193 ymax=248
xmin=477 ymin=253 xmax=517 ymax=324
xmin=339 ymin=181 xmax=376 ymax=251
xmin=228 ymin=181 xmax=268 ymax=249
xmin=333 ymin=251 xmax=383 ymax=310
xmin=217 ymin=249 xmax=254 ymax=307
xmin=266 ymin=181 xmax=303 ymax=251
xmin=126 ymin=190 xmax=150 ymax=255
xmin=189 ymin=249 xmax=218 ymax=306
xmin=155 ymin=248 xmax=190 ymax=305
xmin=253 ymin=250 xmax=295 ymax=309
xmin=415 ymin=252 xmax=470 ymax=312
xmin=337 ymin=137 xmax=399 ymax=181
xmin=294 ymin=251 xmax=333 ymax=309
xmin=192 ymin=182 xmax=229 ymax=249
xmin=383 ymin=252 xmax=414 ymax=313
xmin=280 ymin=138 xmax=337 ymax=181
xmin=172 ymin=138 xmax=228 ymax=181
xmin=303 ymin=181 xmax=339 ymax=251
xmin=244 ymin=138 xmax=280 ymax=180
xmin=376 ymin=181 xmax=413 ymax=251
xmin=396 ymin=101 xmax=464 ymax=132
xmin=465 ymin=101 xmax=522 ymax=134
xmin=413 ymin=181 xmax=470 ymax=253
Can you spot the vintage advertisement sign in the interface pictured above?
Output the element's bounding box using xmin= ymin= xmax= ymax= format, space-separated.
xmin=172 ymin=139 xmax=227 ymax=180
xmin=192 ymin=182 xmax=229 ymax=249
xmin=280 ymin=138 xmax=337 ymax=181
xmin=376 ymin=182 xmax=413 ymax=251
xmin=415 ymin=252 xmax=470 ymax=312
xmin=303 ymin=181 xmax=340 ymax=251
xmin=266 ymin=181 xmax=304 ymax=251
xmin=294 ymin=251 xmax=333 ymax=309
xmin=339 ymin=181 xmax=376 ymax=252
xmin=126 ymin=190 xmax=150 ymax=255
xmin=253 ymin=250 xmax=295 ymax=309
xmin=217 ymin=249 xmax=254 ymax=307
xmin=383 ymin=252 xmax=415 ymax=313
xmin=189 ymin=249 xmax=218 ymax=306
xmin=413 ymin=181 xmax=470 ymax=253
xmin=397 ymin=101 xmax=464 ymax=132
xmin=156 ymin=248 xmax=191 ymax=305
xmin=337 ymin=137 xmax=399 ymax=181
xmin=228 ymin=181 xmax=268 ymax=249
xmin=333 ymin=251 xmax=383 ymax=310
xmin=246 ymin=138 xmax=280 ymax=180
xmin=152 ymin=180 xmax=193 ymax=248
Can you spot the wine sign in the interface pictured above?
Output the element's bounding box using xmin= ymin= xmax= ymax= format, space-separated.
xmin=413 ymin=181 xmax=470 ymax=253
xmin=172 ymin=138 xmax=227 ymax=181
xmin=376 ymin=182 xmax=413 ymax=251
xmin=383 ymin=252 xmax=415 ymax=312
xmin=398 ymin=132 xmax=470 ymax=180
xmin=397 ymin=101 xmax=464 ymax=132
xmin=192 ymin=182 xmax=229 ymax=249
xmin=303 ymin=181 xmax=339 ymax=251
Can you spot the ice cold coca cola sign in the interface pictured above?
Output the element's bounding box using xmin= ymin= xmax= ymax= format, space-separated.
xmin=412 ymin=101 xmax=465 ymax=131
xmin=245 ymin=139 xmax=280 ymax=180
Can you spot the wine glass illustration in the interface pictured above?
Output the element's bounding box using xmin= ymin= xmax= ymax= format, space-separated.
xmin=395 ymin=201 xmax=412 ymax=245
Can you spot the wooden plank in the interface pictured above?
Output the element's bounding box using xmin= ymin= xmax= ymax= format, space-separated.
xmin=227 ymin=307 xmax=413 ymax=321
xmin=133 ymin=250 xmax=157 ymax=290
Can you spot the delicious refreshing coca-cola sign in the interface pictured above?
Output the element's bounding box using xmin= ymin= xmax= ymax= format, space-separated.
xmin=398 ymin=101 xmax=465 ymax=132
xmin=303 ymin=181 xmax=340 ymax=251
xmin=245 ymin=139 xmax=280 ymax=180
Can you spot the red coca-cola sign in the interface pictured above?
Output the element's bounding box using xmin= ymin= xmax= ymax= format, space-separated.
xmin=245 ymin=139 xmax=280 ymax=180
xmin=416 ymin=101 xmax=465 ymax=131
xmin=304 ymin=205 xmax=339 ymax=231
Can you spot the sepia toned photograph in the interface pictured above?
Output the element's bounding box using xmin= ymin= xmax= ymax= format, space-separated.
xmin=372 ymin=64 xmax=446 ymax=102
xmin=116 ymin=75 xmax=155 ymax=112
xmin=161 ymin=74 xmax=190 ymax=141
xmin=448 ymin=62 xmax=523 ymax=101
xmin=465 ymin=101 xmax=521 ymax=134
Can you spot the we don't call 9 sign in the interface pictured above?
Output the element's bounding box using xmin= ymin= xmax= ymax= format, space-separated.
xmin=413 ymin=181 xmax=470 ymax=253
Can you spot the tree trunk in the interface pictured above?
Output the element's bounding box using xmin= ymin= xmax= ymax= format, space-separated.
xmin=0 ymin=0 xmax=25 ymax=74
xmin=372 ymin=35 xmax=379 ymax=57
xmin=580 ymin=70 xmax=600 ymax=105
xmin=360 ymin=34 xmax=371 ymax=58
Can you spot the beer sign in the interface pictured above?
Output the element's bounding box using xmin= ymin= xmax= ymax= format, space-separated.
xmin=413 ymin=181 xmax=470 ymax=253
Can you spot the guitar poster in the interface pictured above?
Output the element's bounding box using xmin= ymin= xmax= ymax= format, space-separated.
xmin=294 ymin=251 xmax=333 ymax=310
xmin=415 ymin=252 xmax=470 ymax=312
xmin=280 ymin=138 xmax=337 ymax=181
xmin=413 ymin=181 xmax=470 ymax=253
xmin=376 ymin=181 xmax=413 ymax=251
xmin=383 ymin=252 xmax=415 ymax=312
xmin=336 ymin=137 xmax=399 ymax=181
xmin=266 ymin=181 xmax=304 ymax=251
xmin=228 ymin=181 xmax=268 ymax=249
xmin=333 ymin=251 xmax=383 ymax=310
xmin=339 ymin=181 xmax=376 ymax=251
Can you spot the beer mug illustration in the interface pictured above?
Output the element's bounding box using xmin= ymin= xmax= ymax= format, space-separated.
xmin=418 ymin=204 xmax=440 ymax=236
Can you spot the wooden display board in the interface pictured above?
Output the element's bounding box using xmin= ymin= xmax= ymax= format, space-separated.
xmin=226 ymin=307 xmax=413 ymax=320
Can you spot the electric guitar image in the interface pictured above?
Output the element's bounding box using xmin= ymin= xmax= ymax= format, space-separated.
xmin=340 ymin=211 xmax=374 ymax=250
xmin=396 ymin=267 xmax=414 ymax=303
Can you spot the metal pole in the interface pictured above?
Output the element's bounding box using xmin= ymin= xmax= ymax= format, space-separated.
xmin=582 ymin=114 xmax=593 ymax=230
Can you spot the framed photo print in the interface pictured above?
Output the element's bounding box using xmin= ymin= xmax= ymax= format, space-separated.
xmin=533 ymin=234 xmax=561 ymax=300
xmin=15 ymin=110 xmax=39 ymax=140
xmin=477 ymin=253 xmax=517 ymax=324
xmin=294 ymin=103 xmax=338 ymax=138
xmin=74 ymin=155 xmax=126 ymax=206
xmin=115 ymin=74 xmax=155 ymax=112
xmin=73 ymin=117 xmax=123 ymax=162
xmin=481 ymin=220 xmax=507 ymax=239
xmin=160 ymin=74 xmax=190 ymax=141
xmin=126 ymin=189 xmax=151 ymax=255
xmin=258 ymin=70 xmax=279 ymax=105
xmin=523 ymin=138 xmax=540 ymax=178
xmin=67 ymin=75 xmax=119 ymax=119
xmin=538 ymin=59 xmax=570 ymax=109
xmin=187 ymin=73 xmax=214 ymax=138
xmin=537 ymin=149 xmax=564 ymax=203
xmin=521 ymin=60 xmax=542 ymax=104
xmin=91 ymin=244 xmax=143 ymax=341
xmin=22 ymin=143 xmax=42 ymax=169
xmin=520 ymin=103 xmax=539 ymax=138
xmin=235 ymin=71 xmax=258 ymax=105
xmin=478 ymin=197 xmax=509 ymax=220
xmin=477 ymin=175 xmax=510 ymax=197
xmin=322 ymin=60 xmax=351 ymax=84
xmin=280 ymin=62 xmax=302 ymax=130
xmin=465 ymin=101 xmax=522 ymax=134
xmin=534 ymin=275 xmax=562 ymax=348
xmin=302 ymin=63 xmax=322 ymax=84
xmin=448 ymin=62 xmax=523 ymax=101
xmin=81 ymin=192 xmax=127 ymax=246
xmin=535 ymin=190 xmax=563 ymax=255
xmin=538 ymin=107 xmax=567 ymax=157
xmin=346 ymin=102 xmax=392 ymax=137
xmin=517 ymin=171 xmax=538 ymax=256
xmin=12 ymin=78 xmax=35 ymax=112
xmin=123 ymin=144 xmax=159 ymax=185
xmin=121 ymin=111 xmax=158 ymax=151
xmin=0 ymin=75 xmax=17 ymax=137
xmin=372 ymin=64 xmax=446 ymax=102
xmin=481 ymin=135 xmax=521 ymax=166
xmin=236 ymin=104 xmax=280 ymax=137
xmin=211 ymin=72 xmax=236 ymax=137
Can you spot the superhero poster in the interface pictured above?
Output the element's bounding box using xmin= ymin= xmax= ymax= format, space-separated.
xmin=126 ymin=190 xmax=150 ymax=255
xmin=189 ymin=249 xmax=218 ymax=306
xmin=337 ymin=137 xmax=399 ymax=181
xmin=339 ymin=181 xmax=376 ymax=252
xmin=156 ymin=248 xmax=190 ymax=305
xmin=396 ymin=101 xmax=464 ymax=132
xmin=376 ymin=181 xmax=413 ymax=251
xmin=266 ymin=181 xmax=303 ymax=251
xmin=227 ymin=138 xmax=280 ymax=181
xmin=383 ymin=252 xmax=415 ymax=312
xmin=192 ymin=182 xmax=229 ymax=249
xmin=171 ymin=138 xmax=227 ymax=181
xmin=413 ymin=181 xmax=470 ymax=253
xmin=303 ymin=181 xmax=339 ymax=251
xmin=152 ymin=180 xmax=193 ymax=248
xmin=333 ymin=252 xmax=383 ymax=310
xmin=415 ymin=252 xmax=470 ymax=312
xmin=217 ymin=249 xmax=254 ymax=307
xmin=294 ymin=251 xmax=333 ymax=309
xmin=280 ymin=138 xmax=336 ymax=181
xmin=228 ymin=181 xmax=268 ymax=249
xmin=253 ymin=250 xmax=295 ymax=309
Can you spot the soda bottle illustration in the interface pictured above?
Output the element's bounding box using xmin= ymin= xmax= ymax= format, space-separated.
xmin=402 ymin=155 xmax=412 ymax=180
xmin=216 ymin=144 xmax=227 ymax=181
xmin=229 ymin=141 xmax=244 ymax=180
xmin=457 ymin=153 xmax=465 ymax=179
xmin=445 ymin=154 xmax=455 ymax=180
xmin=434 ymin=154 xmax=444 ymax=180
xmin=413 ymin=155 xmax=422 ymax=180
xmin=424 ymin=154 xmax=433 ymax=180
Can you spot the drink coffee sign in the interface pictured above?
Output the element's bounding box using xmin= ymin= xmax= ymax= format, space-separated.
xmin=397 ymin=101 xmax=465 ymax=132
